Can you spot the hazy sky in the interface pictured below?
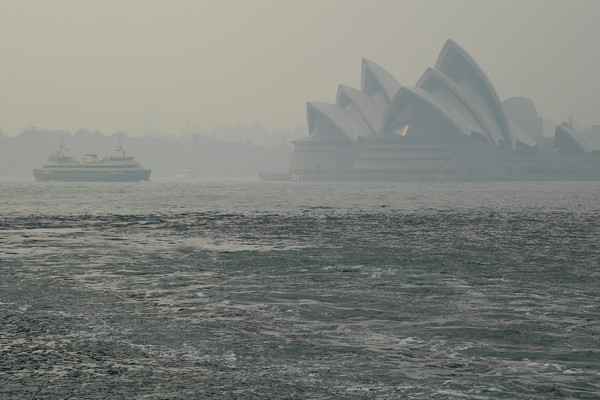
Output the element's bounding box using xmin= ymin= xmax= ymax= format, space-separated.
xmin=1 ymin=0 xmax=599 ymax=137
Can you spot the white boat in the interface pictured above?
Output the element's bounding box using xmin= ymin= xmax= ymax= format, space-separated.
xmin=33 ymin=137 xmax=151 ymax=182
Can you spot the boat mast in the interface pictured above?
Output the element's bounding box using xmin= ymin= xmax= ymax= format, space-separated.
xmin=54 ymin=135 xmax=68 ymax=159
xmin=116 ymin=133 xmax=126 ymax=157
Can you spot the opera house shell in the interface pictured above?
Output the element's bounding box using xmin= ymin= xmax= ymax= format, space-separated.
xmin=273 ymin=39 xmax=600 ymax=181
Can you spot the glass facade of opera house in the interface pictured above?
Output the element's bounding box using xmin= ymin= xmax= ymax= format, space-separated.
xmin=265 ymin=40 xmax=600 ymax=181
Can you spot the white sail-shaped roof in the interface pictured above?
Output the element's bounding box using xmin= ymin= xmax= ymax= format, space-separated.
xmin=361 ymin=58 xmax=401 ymax=113
xmin=508 ymin=120 xmax=537 ymax=152
xmin=381 ymin=86 xmax=474 ymax=138
xmin=306 ymin=102 xmax=355 ymax=141
xmin=434 ymin=39 xmax=512 ymax=150
xmin=336 ymin=84 xmax=384 ymax=136
xmin=502 ymin=97 xmax=543 ymax=146
xmin=417 ymin=68 xmax=490 ymax=143
xmin=554 ymin=125 xmax=592 ymax=155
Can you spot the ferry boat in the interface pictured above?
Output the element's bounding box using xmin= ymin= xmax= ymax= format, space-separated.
xmin=33 ymin=137 xmax=151 ymax=182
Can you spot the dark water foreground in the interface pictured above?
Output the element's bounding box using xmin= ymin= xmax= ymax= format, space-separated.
xmin=1 ymin=179 xmax=599 ymax=399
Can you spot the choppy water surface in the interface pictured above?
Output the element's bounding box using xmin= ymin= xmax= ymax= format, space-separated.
xmin=1 ymin=178 xmax=599 ymax=399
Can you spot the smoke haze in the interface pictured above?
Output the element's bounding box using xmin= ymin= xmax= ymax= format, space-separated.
xmin=1 ymin=0 xmax=599 ymax=137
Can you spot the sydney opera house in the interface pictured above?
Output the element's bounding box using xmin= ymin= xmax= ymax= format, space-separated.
xmin=267 ymin=39 xmax=600 ymax=181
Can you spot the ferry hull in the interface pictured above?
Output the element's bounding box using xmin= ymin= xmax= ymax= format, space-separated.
xmin=33 ymin=169 xmax=151 ymax=182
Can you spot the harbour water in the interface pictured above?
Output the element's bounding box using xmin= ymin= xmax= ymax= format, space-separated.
xmin=1 ymin=178 xmax=599 ymax=398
